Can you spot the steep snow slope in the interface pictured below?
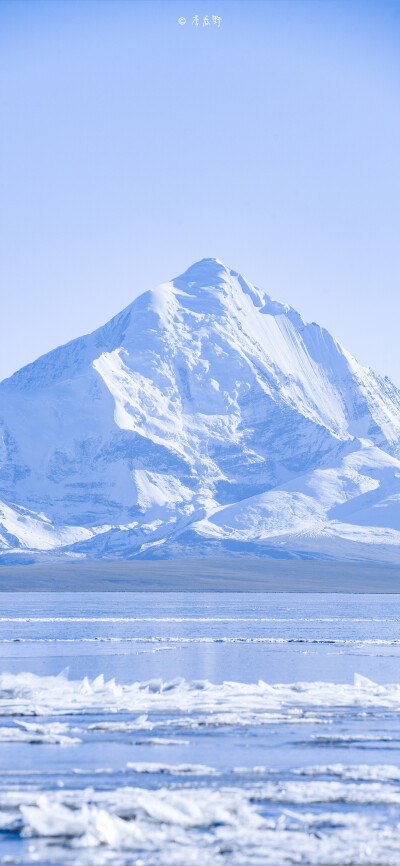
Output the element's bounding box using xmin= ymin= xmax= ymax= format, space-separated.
xmin=1 ymin=258 xmax=400 ymax=562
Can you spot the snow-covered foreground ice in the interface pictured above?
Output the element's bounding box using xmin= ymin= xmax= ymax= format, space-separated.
xmin=4 ymin=782 xmax=400 ymax=865
xmin=1 ymin=592 xmax=400 ymax=864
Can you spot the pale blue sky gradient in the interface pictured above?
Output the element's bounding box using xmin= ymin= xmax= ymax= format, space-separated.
xmin=1 ymin=0 xmax=399 ymax=382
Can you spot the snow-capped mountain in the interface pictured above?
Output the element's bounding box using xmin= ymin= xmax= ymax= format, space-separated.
xmin=2 ymin=257 xmax=400 ymax=563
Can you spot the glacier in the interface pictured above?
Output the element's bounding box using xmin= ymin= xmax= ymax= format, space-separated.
xmin=1 ymin=257 xmax=400 ymax=562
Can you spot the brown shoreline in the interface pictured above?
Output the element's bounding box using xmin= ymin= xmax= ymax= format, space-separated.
xmin=0 ymin=559 xmax=400 ymax=592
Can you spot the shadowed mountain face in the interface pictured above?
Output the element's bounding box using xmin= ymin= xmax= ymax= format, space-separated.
xmin=2 ymin=258 xmax=400 ymax=564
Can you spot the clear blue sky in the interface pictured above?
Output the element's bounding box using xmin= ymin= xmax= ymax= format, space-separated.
xmin=1 ymin=0 xmax=399 ymax=383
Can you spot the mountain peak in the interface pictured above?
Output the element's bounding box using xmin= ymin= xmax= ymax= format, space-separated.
xmin=167 ymin=257 xmax=266 ymax=311
xmin=173 ymin=257 xmax=231 ymax=284
xmin=182 ymin=256 xmax=226 ymax=268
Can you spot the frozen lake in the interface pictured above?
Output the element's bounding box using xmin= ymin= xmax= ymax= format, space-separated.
xmin=1 ymin=591 xmax=400 ymax=864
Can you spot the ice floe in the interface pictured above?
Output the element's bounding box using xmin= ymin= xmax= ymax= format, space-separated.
xmin=1 ymin=782 xmax=400 ymax=865
xmin=1 ymin=670 xmax=400 ymax=724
